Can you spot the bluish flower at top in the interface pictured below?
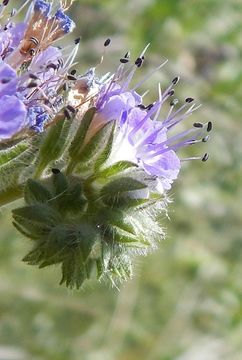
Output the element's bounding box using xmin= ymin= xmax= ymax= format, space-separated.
xmin=34 ymin=0 xmax=51 ymax=16
xmin=94 ymin=60 xmax=210 ymax=193
xmin=55 ymin=9 xmax=75 ymax=33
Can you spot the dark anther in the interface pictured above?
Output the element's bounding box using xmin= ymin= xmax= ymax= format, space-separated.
xmin=29 ymin=73 xmax=38 ymax=80
xmin=193 ymin=122 xmax=203 ymax=128
xmin=1 ymin=78 xmax=11 ymax=84
xmin=63 ymin=108 xmax=72 ymax=120
xmin=70 ymin=69 xmax=77 ymax=75
xmin=46 ymin=63 xmax=57 ymax=70
xmin=193 ymin=123 xmax=203 ymax=128
xmin=202 ymin=135 xmax=210 ymax=142
xmin=52 ymin=168 xmax=60 ymax=174
xmin=57 ymin=58 xmax=64 ymax=68
xmin=141 ymin=55 xmax=145 ymax=60
xmin=66 ymin=105 xmax=76 ymax=113
xmin=146 ymin=103 xmax=154 ymax=111
xmin=172 ymin=76 xmax=180 ymax=85
xmin=185 ymin=97 xmax=194 ymax=103
xmin=138 ymin=104 xmax=146 ymax=110
xmin=74 ymin=37 xmax=80 ymax=44
xmin=202 ymin=153 xmax=209 ymax=162
xmin=135 ymin=57 xmax=143 ymax=67
xmin=3 ymin=0 xmax=9 ymax=6
xmin=10 ymin=8 xmax=16 ymax=17
xmin=120 ymin=58 xmax=129 ymax=64
xmin=167 ymin=89 xmax=175 ymax=96
xmin=67 ymin=75 xmax=77 ymax=81
xmin=207 ymin=121 xmax=212 ymax=132
xmin=28 ymin=82 xmax=38 ymax=88
xmin=124 ymin=51 xmax=130 ymax=59
xmin=170 ymin=99 xmax=179 ymax=106
xmin=62 ymin=83 xmax=68 ymax=91
xmin=104 ymin=38 xmax=111 ymax=47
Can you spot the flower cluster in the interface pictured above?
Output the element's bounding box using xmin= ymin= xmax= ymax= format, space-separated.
xmin=0 ymin=0 xmax=75 ymax=139
xmin=0 ymin=0 xmax=212 ymax=289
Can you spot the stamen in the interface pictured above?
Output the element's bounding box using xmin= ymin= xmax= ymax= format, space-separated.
xmin=193 ymin=122 xmax=203 ymax=128
xmin=202 ymin=153 xmax=209 ymax=162
xmin=207 ymin=121 xmax=212 ymax=132
xmin=185 ymin=97 xmax=194 ymax=103
xmin=74 ymin=37 xmax=80 ymax=44
xmin=120 ymin=58 xmax=129 ymax=64
xmin=135 ymin=57 xmax=143 ymax=67
xmin=67 ymin=74 xmax=77 ymax=81
xmin=172 ymin=76 xmax=180 ymax=85
xmin=104 ymin=38 xmax=111 ymax=47
xmin=202 ymin=135 xmax=210 ymax=142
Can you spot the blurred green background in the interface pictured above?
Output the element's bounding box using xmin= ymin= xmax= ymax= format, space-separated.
xmin=0 ymin=0 xmax=241 ymax=359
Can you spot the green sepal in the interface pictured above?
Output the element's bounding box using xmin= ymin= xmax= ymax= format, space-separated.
xmin=35 ymin=115 xmax=71 ymax=176
xmin=101 ymin=177 xmax=148 ymax=205
xmin=0 ymin=140 xmax=37 ymax=193
xmin=97 ymin=207 xmax=137 ymax=235
xmin=96 ymin=161 xmax=138 ymax=179
xmin=74 ymin=120 xmax=116 ymax=166
xmin=52 ymin=170 xmax=68 ymax=196
xmin=0 ymin=141 xmax=28 ymax=166
xmin=68 ymin=107 xmax=96 ymax=160
xmin=25 ymin=179 xmax=52 ymax=205
xmin=94 ymin=121 xmax=116 ymax=171
xmin=12 ymin=204 xmax=61 ymax=232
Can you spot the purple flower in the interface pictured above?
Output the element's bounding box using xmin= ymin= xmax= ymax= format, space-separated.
xmin=0 ymin=95 xmax=27 ymax=139
xmin=0 ymin=0 xmax=76 ymax=141
xmin=94 ymin=56 xmax=211 ymax=192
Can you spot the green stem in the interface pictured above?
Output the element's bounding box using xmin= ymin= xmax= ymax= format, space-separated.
xmin=0 ymin=184 xmax=24 ymax=208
